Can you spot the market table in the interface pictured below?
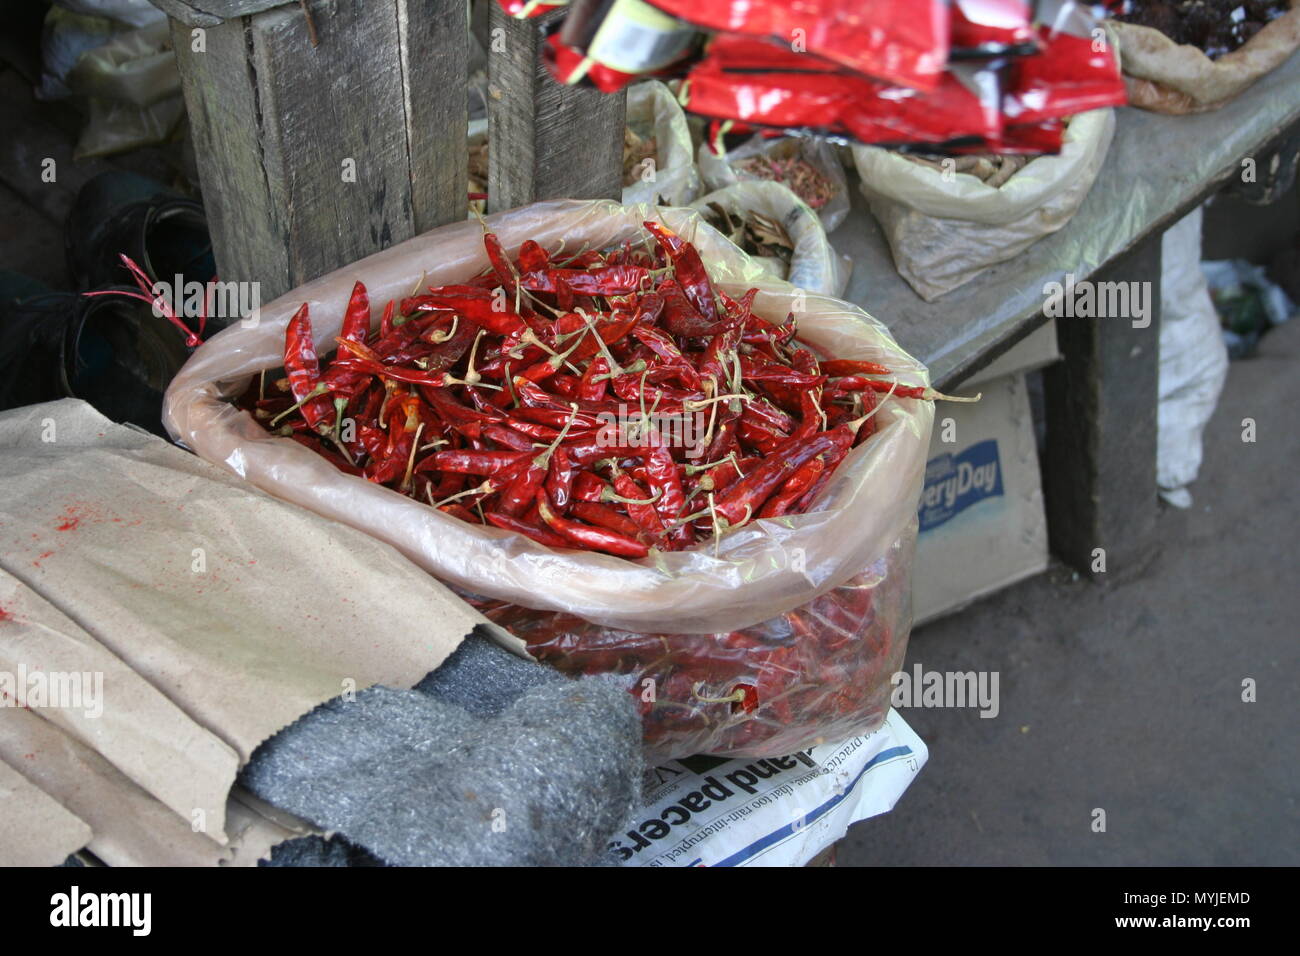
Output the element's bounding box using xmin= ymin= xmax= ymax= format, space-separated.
xmin=832 ymin=53 xmax=1300 ymax=574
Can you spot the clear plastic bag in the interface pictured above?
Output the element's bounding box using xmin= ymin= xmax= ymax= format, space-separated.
xmin=477 ymin=531 xmax=914 ymax=758
xmin=689 ymin=180 xmax=850 ymax=297
xmin=621 ymin=80 xmax=701 ymax=208
xmin=163 ymin=199 xmax=932 ymax=755
xmin=698 ymin=134 xmax=851 ymax=232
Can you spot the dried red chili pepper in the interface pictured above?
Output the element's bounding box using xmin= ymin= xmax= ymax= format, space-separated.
xmin=519 ymin=265 xmax=651 ymax=297
xmin=658 ymin=277 xmax=733 ymax=339
xmin=611 ymin=468 xmax=666 ymax=544
xmin=342 ymin=281 xmax=372 ymax=343
xmin=418 ymin=448 xmax=529 ymax=476
xmin=536 ymin=492 xmax=650 ymax=558
xmin=481 ymin=424 xmax=537 ymax=452
xmin=498 ymin=404 xmax=579 ymax=517
xmin=759 ymin=455 xmax=826 ymax=519
xmin=818 ymin=358 xmax=892 ymax=377
xmin=517 ymin=239 xmax=550 ymax=273
xmin=568 ymin=500 xmax=644 ymax=540
xmin=280 ymin=304 xmax=335 ymax=431
xmin=643 ymin=221 xmax=717 ymax=323
xmin=403 ymin=289 xmax=527 ymax=337
xmin=545 ymin=445 xmax=578 ymax=513
xmin=643 ymin=446 xmax=686 ymax=525
xmin=831 ymin=376 xmax=980 ymax=403
xmin=713 ymin=429 xmax=849 ymax=528
xmin=486 ymin=511 xmax=570 ymax=549
xmin=253 ymin=220 xmax=950 ymax=570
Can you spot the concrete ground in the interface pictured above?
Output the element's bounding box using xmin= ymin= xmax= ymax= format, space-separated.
xmin=841 ymin=317 xmax=1300 ymax=866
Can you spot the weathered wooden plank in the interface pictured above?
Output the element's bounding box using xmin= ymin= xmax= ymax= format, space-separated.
xmin=171 ymin=16 xmax=291 ymax=296
xmin=398 ymin=0 xmax=469 ymax=232
xmin=172 ymin=1 xmax=464 ymax=300
xmin=248 ymin=3 xmax=416 ymax=289
xmin=1042 ymin=232 xmax=1163 ymax=578
xmin=486 ymin=3 xmax=626 ymax=211
xmin=150 ymin=0 xmax=293 ymax=28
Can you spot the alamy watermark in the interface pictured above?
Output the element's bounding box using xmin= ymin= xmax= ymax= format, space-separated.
xmin=0 ymin=666 xmax=103 ymax=718
xmin=891 ymin=665 xmax=999 ymax=718
xmin=1043 ymin=274 xmax=1152 ymax=329
xmin=595 ymin=406 xmax=709 ymax=459
xmin=150 ymin=276 xmax=261 ymax=328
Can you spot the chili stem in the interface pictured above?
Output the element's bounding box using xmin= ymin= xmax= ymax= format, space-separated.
xmin=433 ymin=480 xmax=494 ymax=509
xmin=426 ymin=315 xmax=458 ymax=344
xmin=400 ymin=423 xmax=425 ymax=494
xmin=269 ymin=383 xmax=328 ymax=427
xmin=691 ymin=683 xmax=749 ymax=706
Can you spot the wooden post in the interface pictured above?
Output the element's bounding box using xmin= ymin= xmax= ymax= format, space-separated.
xmin=1042 ymin=232 xmax=1164 ymax=578
xmin=486 ymin=4 xmax=626 ymax=211
xmin=170 ymin=0 xmax=468 ymax=302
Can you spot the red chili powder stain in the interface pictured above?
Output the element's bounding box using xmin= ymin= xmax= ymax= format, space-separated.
xmin=52 ymin=502 xmax=136 ymax=531
xmin=0 ymin=605 xmax=10 ymax=622
xmin=32 ymin=551 xmax=54 ymax=567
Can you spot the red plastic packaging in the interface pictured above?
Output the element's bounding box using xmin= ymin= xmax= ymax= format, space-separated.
xmin=1002 ymin=25 xmax=1127 ymax=124
xmin=495 ymin=0 xmax=568 ymax=18
xmin=984 ymin=118 xmax=1065 ymax=153
xmin=544 ymin=33 xmax=642 ymax=93
xmin=701 ymin=31 xmax=845 ymax=72
xmin=951 ymin=0 xmax=1037 ymax=56
xmin=682 ymin=61 xmax=1003 ymax=148
xmin=644 ymin=0 xmax=950 ymax=90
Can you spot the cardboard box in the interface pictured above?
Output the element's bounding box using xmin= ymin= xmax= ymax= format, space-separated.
xmin=911 ymin=323 xmax=1057 ymax=625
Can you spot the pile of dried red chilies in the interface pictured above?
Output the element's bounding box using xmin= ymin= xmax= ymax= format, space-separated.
xmin=240 ymin=221 xmax=973 ymax=559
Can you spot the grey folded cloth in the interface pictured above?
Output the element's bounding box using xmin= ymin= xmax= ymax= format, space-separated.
xmin=243 ymin=632 xmax=642 ymax=867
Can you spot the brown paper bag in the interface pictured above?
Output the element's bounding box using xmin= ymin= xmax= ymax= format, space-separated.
xmin=0 ymin=399 xmax=492 ymax=851
xmin=0 ymin=758 xmax=91 ymax=866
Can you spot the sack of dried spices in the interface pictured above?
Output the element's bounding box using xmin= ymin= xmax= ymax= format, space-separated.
xmin=620 ymin=81 xmax=702 ymax=207
xmin=1109 ymin=0 xmax=1300 ymax=113
xmin=698 ymin=134 xmax=850 ymax=232
xmin=690 ymin=180 xmax=850 ymax=296
xmin=852 ymin=108 xmax=1116 ymax=301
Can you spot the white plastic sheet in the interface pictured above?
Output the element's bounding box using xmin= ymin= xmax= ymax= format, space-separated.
xmin=1157 ymin=206 xmax=1228 ymax=508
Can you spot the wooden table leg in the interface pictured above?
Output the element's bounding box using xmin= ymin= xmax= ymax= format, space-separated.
xmin=1042 ymin=230 xmax=1164 ymax=578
